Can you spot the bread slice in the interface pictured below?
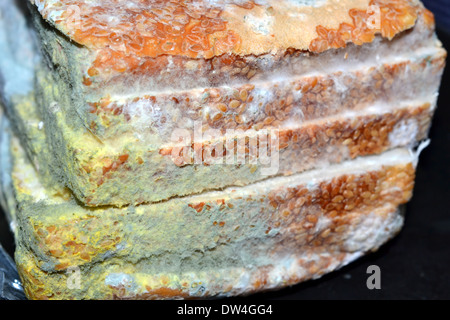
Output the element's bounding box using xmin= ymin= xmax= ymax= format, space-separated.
xmin=21 ymin=0 xmax=445 ymax=206
xmin=3 ymin=118 xmax=418 ymax=299
xmin=29 ymin=0 xmax=445 ymax=147
xmin=18 ymin=69 xmax=432 ymax=207
xmin=29 ymin=0 xmax=438 ymax=97
xmin=35 ymin=43 xmax=445 ymax=147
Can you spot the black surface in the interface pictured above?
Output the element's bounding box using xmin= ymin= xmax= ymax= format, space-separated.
xmin=0 ymin=25 xmax=449 ymax=302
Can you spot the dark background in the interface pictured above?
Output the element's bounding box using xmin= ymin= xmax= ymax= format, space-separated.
xmin=1 ymin=0 xmax=449 ymax=300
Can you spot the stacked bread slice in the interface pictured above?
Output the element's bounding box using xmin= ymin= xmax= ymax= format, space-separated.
xmin=0 ymin=0 xmax=446 ymax=299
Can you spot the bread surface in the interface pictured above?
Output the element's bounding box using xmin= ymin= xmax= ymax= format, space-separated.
xmin=0 ymin=0 xmax=445 ymax=299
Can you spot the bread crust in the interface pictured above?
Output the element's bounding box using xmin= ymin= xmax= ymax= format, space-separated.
xmin=29 ymin=0 xmax=434 ymax=90
xmin=0 ymin=0 xmax=443 ymax=300
xmin=30 ymin=0 xmax=430 ymax=57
